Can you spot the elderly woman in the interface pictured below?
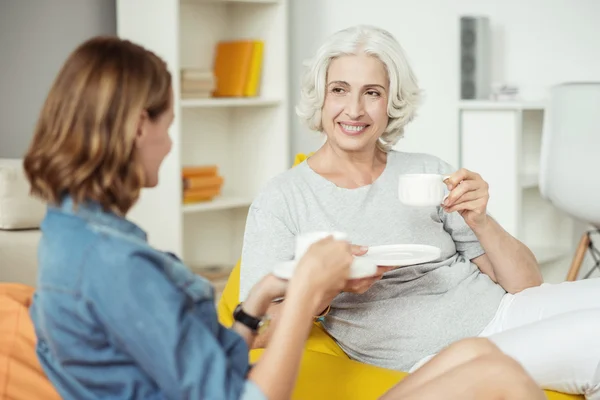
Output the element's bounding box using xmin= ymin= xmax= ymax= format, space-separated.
xmin=240 ymin=25 xmax=600 ymax=399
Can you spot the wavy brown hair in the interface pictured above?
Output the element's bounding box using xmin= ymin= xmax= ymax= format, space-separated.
xmin=23 ymin=36 xmax=172 ymax=215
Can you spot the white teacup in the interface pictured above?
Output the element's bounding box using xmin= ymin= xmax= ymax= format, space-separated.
xmin=295 ymin=231 xmax=348 ymax=259
xmin=398 ymin=174 xmax=450 ymax=207
xmin=286 ymin=231 xmax=377 ymax=280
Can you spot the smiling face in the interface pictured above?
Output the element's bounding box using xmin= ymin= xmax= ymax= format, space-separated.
xmin=321 ymin=53 xmax=390 ymax=153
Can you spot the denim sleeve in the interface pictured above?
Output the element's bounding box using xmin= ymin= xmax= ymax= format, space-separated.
xmin=242 ymin=381 xmax=268 ymax=400
xmin=87 ymin=253 xmax=265 ymax=400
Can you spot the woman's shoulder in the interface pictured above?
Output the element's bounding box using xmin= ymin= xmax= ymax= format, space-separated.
xmin=251 ymin=161 xmax=313 ymax=210
xmin=388 ymin=150 xmax=456 ymax=174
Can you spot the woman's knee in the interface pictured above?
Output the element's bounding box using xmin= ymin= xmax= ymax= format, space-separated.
xmin=473 ymin=354 xmax=544 ymax=400
xmin=477 ymin=353 xmax=533 ymax=383
xmin=446 ymin=337 xmax=500 ymax=359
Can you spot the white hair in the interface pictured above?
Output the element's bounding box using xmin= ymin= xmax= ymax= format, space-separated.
xmin=296 ymin=25 xmax=422 ymax=151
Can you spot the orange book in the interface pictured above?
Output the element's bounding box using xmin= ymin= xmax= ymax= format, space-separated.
xmin=183 ymin=175 xmax=224 ymax=191
xmin=212 ymin=40 xmax=255 ymax=97
xmin=183 ymin=187 xmax=222 ymax=203
xmin=181 ymin=165 xmax=218 ymax=179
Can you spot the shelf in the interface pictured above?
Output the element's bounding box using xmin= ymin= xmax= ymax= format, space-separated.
xmin=531 ymin=246 xmax=570 ymax=264
xmin=182 ymin=0 xmax=279 ymax=4
xmin=180 ymin=97 xmax=282 ymax=108
xmin=182 ymin=196 xmax=253 ymax=213
xmin=118 ymin=0 xmax=288 ymax=260
xmin=190 ymin=264 xmax=234 ymax=280
xmin=459 ymin=100 xmax=546 ymax=111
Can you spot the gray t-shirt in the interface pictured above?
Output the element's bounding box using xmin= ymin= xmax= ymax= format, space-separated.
xmin=240 ymin=150 xmax=506 ymax=371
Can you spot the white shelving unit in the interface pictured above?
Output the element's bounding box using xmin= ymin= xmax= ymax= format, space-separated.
xmin=459 ymin=100 xmax=574 ymax=264
xmin=116 ymin=0 xmax=289 ymax=270
xmin=180 ymin=97 xmax=281 ymax=108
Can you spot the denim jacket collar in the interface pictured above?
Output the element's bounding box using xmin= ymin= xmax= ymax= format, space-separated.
xmin=56 ymin=195 xmax=147 ymax=242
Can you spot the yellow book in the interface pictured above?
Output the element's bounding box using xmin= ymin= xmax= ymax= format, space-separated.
xmin=243 ymin=41 xmax=264 ymax=97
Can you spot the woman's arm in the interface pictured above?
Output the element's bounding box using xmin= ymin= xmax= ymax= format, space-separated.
xmin=240 ymin=198 xmax=386 ymax=350
xmin=249 ymin=294 xmax=333 ymax=349
xmin=444 ymin=169 xmax=542 ymax=293
xmin=247 ymin=237 xmax=353 ymax=400
xmin=240 ymin=203 xmax=348 ymax=350
xmin=230 ymin=275 xmax=287 ymax=349
xmin=239 ymin=204 xmax=297 ymax=349
xmin=247 ymin=285 xmax=316 ymax=398
xmin=249 ymin=247 xmax=392 ymax=350
xmin=469 ymin=217 xmax=541 ymax=293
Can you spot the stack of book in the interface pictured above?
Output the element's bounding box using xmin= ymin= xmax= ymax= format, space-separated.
xmin=181 ymin=165 xmax=224 ymax=204
xmin=212 ymin=39 xmax=264 ymax=97
xmin=181 ymin=69 xmax=215 ymax=99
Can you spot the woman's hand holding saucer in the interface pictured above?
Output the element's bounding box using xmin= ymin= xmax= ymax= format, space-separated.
xmin=342 ymin=245 xmax=396 ymax=294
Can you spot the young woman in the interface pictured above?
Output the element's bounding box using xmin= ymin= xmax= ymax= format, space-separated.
xmin=23 ymin=36 xmax=544 ymax=400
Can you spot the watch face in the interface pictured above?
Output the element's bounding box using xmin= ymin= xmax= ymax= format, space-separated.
xmin=257 ymin=317 xmax=271 ymax=335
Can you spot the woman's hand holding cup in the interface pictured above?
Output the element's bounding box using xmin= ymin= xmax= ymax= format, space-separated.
xmin=289 ymin=236 xmax=353 ymax=315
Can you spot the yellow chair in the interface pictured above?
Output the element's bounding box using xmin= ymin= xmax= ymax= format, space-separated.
xmin=218 ymin=262 xmax=581 ymax=400
xmin=216 ymin=153 xmax=582 ymax=400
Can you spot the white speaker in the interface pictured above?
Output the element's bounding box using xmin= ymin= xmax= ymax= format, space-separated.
xmin=460 ymin=16 xmax=491 ymax=100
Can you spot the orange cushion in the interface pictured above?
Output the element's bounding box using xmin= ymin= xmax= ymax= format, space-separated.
xmin=0 ymin=283 xmax=60 ymax=400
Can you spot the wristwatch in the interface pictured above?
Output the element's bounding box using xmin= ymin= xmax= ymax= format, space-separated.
xmin=233 ymin=303 xmax=271 ymax=334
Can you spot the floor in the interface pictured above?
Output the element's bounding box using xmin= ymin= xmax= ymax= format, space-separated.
xmin=541 ymin=252 xmax=598 ymax=283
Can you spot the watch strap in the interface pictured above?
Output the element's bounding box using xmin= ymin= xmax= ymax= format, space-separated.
xmin=233 ymin=303 xmax=262 ymax=331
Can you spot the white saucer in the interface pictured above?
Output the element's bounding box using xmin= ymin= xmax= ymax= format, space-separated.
xmin=359 ymin=244 xmax=441 ymax=267
xmin=272 ymin=257 xmax=378 ymax=280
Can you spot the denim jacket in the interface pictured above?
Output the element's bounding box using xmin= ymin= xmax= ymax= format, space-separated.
xmin=30 ymin=197 xmax=266 ymax=400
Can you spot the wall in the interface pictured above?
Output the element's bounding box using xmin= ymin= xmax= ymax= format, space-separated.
xmin=0 ymin=0 xmax=116 ymax=158
xmin=289 ymin=0 xmax=328 ymax=157
xmin=289 ymin=0 xmax=600 ymax=167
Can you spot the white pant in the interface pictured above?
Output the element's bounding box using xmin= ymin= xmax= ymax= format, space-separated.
xmin=413 ymin=278 xmax=600 ymax=399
